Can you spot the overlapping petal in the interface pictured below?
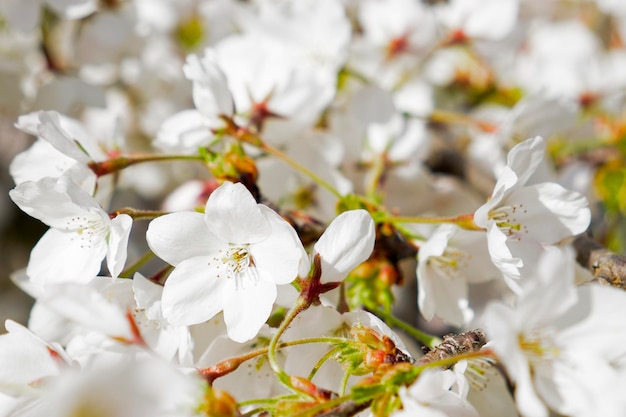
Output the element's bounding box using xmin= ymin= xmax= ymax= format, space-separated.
xmin=313 ymin=209 xmax=375 ymax=283
xmin=161 ymin=256 xmax=229 ymax=326
xmin=204 ymin=182 xmax=270 ymax=245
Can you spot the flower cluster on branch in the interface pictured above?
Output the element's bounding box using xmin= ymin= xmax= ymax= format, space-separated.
xmin=2 ymin=0 xmax=626 ymax=416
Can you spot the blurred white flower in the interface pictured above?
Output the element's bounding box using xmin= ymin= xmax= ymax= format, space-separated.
xmin=394 ymin=368 xmax=479 ymax=417
xmin=483 ymin=247 xmax=626 ymax=417
xmin=417 ymin=224 xmax=500 ymax=326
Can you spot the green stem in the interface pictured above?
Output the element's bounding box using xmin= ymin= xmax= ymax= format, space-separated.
xmin=427 ymin=109 xmax=495 ymax=132
xmin=119 ymin=251 xmax=155 ymax=278
xmin=386 ymin=213 xmax=484 ymax=231
xmin=339 ymin=370 xmax=351 ymax=397
xmin=199 ymin=336 xmax=348 ymax=383
xmin=292 ymin=395 xmax=353 ymax=417
xmin=365 ymin=303 xmax=442 ymax=348
xmin=259 ymin=142 xmax=342 ymax=199
xmin=89 ymin=153 xmax=205 ymax=176
xmin=111 ymin=208 xmax=170 ymax=220
xmin=222 ymin=117 xmax=342 ymax=199
xmin=268 ymin=296 xmax=309 ymax=388
xmin=308 ymin=346 xmax=342 ymax=381
xmin=365 ymin=153 xmax=386 ymax=200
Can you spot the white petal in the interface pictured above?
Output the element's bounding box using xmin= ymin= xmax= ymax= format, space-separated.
xmin=154 ymin=109 xmax=214 ymax=154
xmin=132 ymin=272 xmax=163 ymax=321
xmin=47 ymin=0 xmax=97 ymax=19
xmin=146 ymin=211 xmax=218 ymax=266
xmin=39 ymin=283 xmax=132 ymax=340
xmin=483 ymin=302 xmax=549 ymax=417
xmin=518 ymin=246 xmax=577 ymax=324
xmin=106 ymin=214 xmax=132 ymax=279
xmin=0 ymin=321 xmax=62 ymax=395
xmin=251 ymin=206 xmax=305 ymax=285
xmin=161 ymin=257 xmax=229 ymax=326
xmin=462 ymin=0 xmax=519 ymax=41
xmin=223 ymin=278 xmax=276 ymax=343
xmin=559 ymin=285 xmax=626 ymax=362
xmin=9 ymin=176 xmax=100 ymax=229
xmin=506 ymin=136 xmax=545 ymax=187
xmin=485 ymin=223 xmax=523 ymax=292
xmin=204 ymin=182 xmax=270 ymax=244
xmin=27 ymin=228 xmax=105 ymax=285
xmin=9 ymin=139 xmax=96 ymax=192
xmin=506 ymin=183 xmax=590 ymax=243
xmin=184 ymin=51 xmax=234 ymax=120
xmin=417 ymin=263 xmax=469 ymax=327
xmin=418 ymin=224 xmax=455 ymax=261
xmin=313 ymin=209 xmax=376 ymax=283
xmin=474 ymin=174 xmax=512 ymax=229
xmin=452 ymin=229 xmax=501 ymax=284
xmin=37 ymin=111 xmax=92 ymax=164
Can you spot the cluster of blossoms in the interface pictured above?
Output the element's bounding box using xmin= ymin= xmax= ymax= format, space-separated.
xmin=3 ymin=0 xmax=626 ymax=416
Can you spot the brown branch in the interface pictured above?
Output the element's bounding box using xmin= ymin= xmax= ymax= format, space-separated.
xmin=313 ymin=401 xmax=372 ymax=417
xmin=417 ymin=328 xmax=487 ymax=366
xmin=573 ymin=235 xmax=626 ymax=290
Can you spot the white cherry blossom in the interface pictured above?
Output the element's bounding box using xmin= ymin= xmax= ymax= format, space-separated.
xmin=474 ymin=136 xmax=590 ymax=290
xmin=155 ymin=50 xmax=234 ymax=153
xmin=147 ymin=181 xmax=305 ymax=342
xmin=417 ymin=224 xmax=501 ymax=326
xmin=395 ymin=368 xmax=479 ymax=417
xmin=483 ymin=247 xmax=626 ymax=417
xmin=9 ymin=176 xmax=132 ymax=285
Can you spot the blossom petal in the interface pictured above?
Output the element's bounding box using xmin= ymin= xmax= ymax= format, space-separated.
xmin=485 ymin=223 xmax=523 ymax=292
xmin=9 ymin=139 xmax=97 ymax=192
xmin=147 ymin=211 xmax=219 ymax=266
xmin=161 ymin=257 xmax=228 ymax=326
xmin=506 ymin=183 xmax=590 ymax=244
xmin=9 ymin=176 xmax=100 ymax=229
xmin=313 ymin=209 xmax=376 ymax=283
xmin=251 ymin=206 xmax=305 ymax=285
xmin=417 ymin=263 xmax=469 ymax=327
xmin=223 ymin=277 xmax=277 ymax=343
xmin=506 ymin=136 xmax=545 ymax=187
xmin=558 ymin=285 xmax=626 ymax=362
xmin=204 ymin=182 xmax=270 ymax=244
xmin=37 ymin=111 xmax=92 ymax=164
xmin=154 ymin=110 xmax=214 ymax=154
xmin=27 ymin=228 xmax=106 ymax=285
xmin=47 ymin=0 xmax=97 ymax=19
xmin=184 ymin=51 xmax=234 ymax=121
xmin=483 ymin=303 xmax=548 ymax=417
xmin=106 ymin=214 xmax=132 ymax=279
xmin=0 ymin=320 xmax=63 ymax=395
xmin=39 ymin=283 xmax=132 ymax=340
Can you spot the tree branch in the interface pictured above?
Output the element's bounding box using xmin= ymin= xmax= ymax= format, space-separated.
xmin=573 ymin=235 xmax=626 ymax=290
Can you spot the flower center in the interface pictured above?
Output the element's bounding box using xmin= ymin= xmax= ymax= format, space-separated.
xmin=211 ymin=244 xmax=261 ymax=290
xmin=66 ymin=211 xmax=110 ymax=249
xmin=488 ymin=203 xmax=529 ymax=238
xmin=210 ymin=244 xmax=260 ymax=286
xmin=464 ymin=357 xmax=498 ymax=391
xmin=518 ymin=327 xmax=559 ymax=364
xmin=428 ymin=247 xmax=471 ymax=280
xmin=220 ymin=245 xmax=252 ymax=274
